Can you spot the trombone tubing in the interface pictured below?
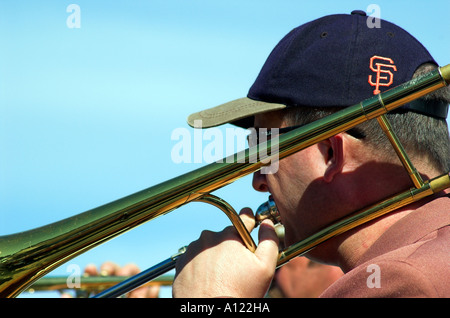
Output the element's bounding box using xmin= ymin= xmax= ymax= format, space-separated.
xmin=0 ymin=64 xmax=449 ymax=298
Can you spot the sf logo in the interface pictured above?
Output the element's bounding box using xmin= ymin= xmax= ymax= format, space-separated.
xmin=368 ymin=56 xmax=397 ymax=94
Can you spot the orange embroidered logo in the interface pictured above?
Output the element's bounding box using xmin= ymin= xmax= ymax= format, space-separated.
xmin=368 ymin=56 xmax=397 ymax=94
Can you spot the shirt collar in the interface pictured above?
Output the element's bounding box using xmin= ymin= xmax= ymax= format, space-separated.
xmin=356 ymin=194 xmax=450 ymax=267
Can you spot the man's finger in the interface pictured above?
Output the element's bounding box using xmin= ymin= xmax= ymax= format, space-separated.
xmin=99 ymin=261 xmax=120 ymax=276
xmin=239 ymin=207 xmax=256 ymax=232
xmin=116 ymin=263 xmax=140 ymax=276
xmin=83 ymin=263 xmax=99 ymax=276
xmin=255 ymin=219 xmax=279 ymax=266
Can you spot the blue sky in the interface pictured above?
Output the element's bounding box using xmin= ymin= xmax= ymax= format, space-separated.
xmin=1 ymin=0 xmax=449 ymax=297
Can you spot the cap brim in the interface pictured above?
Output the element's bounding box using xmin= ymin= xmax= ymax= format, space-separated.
xmin=187 ymin=97 xmax=286 ymax=129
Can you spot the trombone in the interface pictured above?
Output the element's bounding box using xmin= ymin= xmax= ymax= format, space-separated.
xmin=1 ymin=64 xmax=449 ymax=298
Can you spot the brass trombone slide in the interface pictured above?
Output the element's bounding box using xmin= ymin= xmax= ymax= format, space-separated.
xmin=1 ymin=64 xmax=449 ymax=298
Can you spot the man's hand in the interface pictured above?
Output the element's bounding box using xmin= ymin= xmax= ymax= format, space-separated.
xmin=172 ymin=208 xmax=279 ymax=298
xmin=83 ymin=262 xmax=160 ymax=298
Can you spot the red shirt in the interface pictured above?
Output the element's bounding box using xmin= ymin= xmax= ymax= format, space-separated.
xmin=321 ymin=195 xmax=450 ymax=297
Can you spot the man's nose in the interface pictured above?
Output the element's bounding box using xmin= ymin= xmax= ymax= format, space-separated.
xmin=252 ymin=170 xmax=269 ymax=192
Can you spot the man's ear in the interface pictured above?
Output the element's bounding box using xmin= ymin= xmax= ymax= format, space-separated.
xmin=318 ymin=135 xmax=344 ymax=183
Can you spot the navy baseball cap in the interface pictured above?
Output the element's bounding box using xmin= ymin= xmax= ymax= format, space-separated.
xmin=188 ymin=10 xmax=448 ymax=129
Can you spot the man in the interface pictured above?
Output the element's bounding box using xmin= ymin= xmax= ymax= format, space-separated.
xmin=172 ymin=11 xmax=450 ymax=297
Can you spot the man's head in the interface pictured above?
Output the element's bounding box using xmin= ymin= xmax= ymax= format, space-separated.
xmin=188 ymin=11 xmax=450 ymax=174
xmin=186 ymin=11 xmax=450 ymax=263
xmin=188 ymin=11 xmax=448 ymax=129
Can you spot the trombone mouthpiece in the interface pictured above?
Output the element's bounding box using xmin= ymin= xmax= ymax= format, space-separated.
xmin=255 ymin=196 xmax=281 ymax=225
